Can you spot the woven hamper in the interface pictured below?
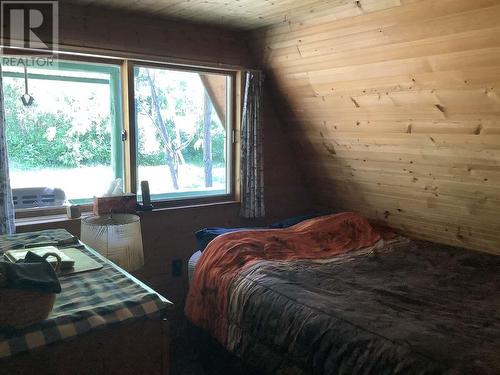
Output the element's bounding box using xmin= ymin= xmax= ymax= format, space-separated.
xmin=0 ymin=252 xmax=61 ymax=329
xmin=0 ymin=290 xmax=56 ymax=329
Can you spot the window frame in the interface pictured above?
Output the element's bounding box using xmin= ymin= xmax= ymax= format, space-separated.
xmin=126 ymin=60 xmax=237 ymax=208
xmin=5 ymin=52 xmax=239 ymax=219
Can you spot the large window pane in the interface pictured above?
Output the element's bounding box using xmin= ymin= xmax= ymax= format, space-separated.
xmin=2 ymin=60 xmax=122 ymax=207
xmin=134 ymin=66 xmax=231 ymax=200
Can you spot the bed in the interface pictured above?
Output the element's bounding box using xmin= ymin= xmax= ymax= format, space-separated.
xmin=185 ymin=213 xmax=500 ymax=375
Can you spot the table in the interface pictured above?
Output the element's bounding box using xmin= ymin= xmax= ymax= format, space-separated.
xmin=0 ymin=229 xmax=173 ymax=375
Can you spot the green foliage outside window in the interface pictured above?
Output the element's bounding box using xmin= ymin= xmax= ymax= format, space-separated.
xmin=3 ymin=80 xmax=112 ymax=169
xmin=3 ymin=77 xmax=225 ymax=170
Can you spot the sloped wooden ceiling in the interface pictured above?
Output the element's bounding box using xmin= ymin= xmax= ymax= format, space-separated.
xmin=250 ymin=0 xmax=500 ymax=254
xmin=60 ymin=0 xmax=399 ymax=30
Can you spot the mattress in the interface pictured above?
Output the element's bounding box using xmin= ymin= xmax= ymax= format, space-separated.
xmin=188 ymin=250 xmax=202 ymax=284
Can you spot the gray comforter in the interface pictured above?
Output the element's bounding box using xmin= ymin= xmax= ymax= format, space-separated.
xmin=225 ymin=239 xmax=500 ymax=375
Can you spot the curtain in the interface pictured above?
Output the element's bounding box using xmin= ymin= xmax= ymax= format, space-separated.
xmin=0 ymin=65 xmax=15 ymax=234
xmin=240 ymin=70 xmax=265 ymax=219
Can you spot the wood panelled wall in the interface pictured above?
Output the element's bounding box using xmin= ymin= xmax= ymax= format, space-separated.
xmin=250 ymin=0 xmax=500 ymax=255
xmin=56 ymin=3 xmax=247 ymax=66
xmin=17 ymin=4 xmax=312 ymax=316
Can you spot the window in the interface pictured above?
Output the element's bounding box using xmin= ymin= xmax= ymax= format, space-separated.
xmin=3 ymin=60 xmax=123 ymax=208
xmin=2 ymin=54 xmax=236 ymax=214
xmin=133 ymin=65 xmax=233 ymax=201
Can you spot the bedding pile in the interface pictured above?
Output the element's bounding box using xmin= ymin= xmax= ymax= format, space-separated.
xmin=185 ymin=212 xmax=500 ymax=374
xmin=186 ymin=212 xmax=383 ymax=342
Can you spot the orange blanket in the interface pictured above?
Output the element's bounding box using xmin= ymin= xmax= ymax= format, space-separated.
xmin=185 ymin=212 xmax=384 ymax=344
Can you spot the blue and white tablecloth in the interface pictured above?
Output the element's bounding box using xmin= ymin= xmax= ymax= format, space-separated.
xmin=0 ymin=229 xmax=171 ymax=359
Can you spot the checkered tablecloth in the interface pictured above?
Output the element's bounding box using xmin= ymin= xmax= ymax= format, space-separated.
xmin=0 ymin=229 xmax=171 ymax=359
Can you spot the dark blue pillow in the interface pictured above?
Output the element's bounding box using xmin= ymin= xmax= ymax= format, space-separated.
xmin=195 ymin=227 xmax=261 ymax=252
xmin=269 ymin=213 xmax=327 ymax=229
xmin=195 ymin=213 xmax=329 ymax=252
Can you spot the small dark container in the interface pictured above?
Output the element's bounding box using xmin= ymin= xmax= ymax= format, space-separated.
xmin=66 ymin=204 xmax=81 ymax=219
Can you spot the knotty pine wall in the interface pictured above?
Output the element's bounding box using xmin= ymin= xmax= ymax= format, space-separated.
xmin=17 ymin=4 xmax=312 ymax=314
xmin=250 ymin=0 xmax=500 ymax=255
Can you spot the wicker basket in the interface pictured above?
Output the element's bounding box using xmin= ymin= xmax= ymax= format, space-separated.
xmin=0 ymin=252 xmax=61 ymax=329
xmin=0 ymin=290 xmax=56 ymax=329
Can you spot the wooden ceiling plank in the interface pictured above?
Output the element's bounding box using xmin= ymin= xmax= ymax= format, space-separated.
xmin=67 ymin=0 xmax=416 ymax=30
xmin=265 ymin=5 xmax=500 ymax=63
xmin=251 ymin=0 xmax=496 ymax=42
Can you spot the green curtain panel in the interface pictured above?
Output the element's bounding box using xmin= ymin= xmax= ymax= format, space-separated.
xmin=240 ymin=71 xmax=265 ymax=219
xmin=0 ymin=64 xmax=15 ymax=234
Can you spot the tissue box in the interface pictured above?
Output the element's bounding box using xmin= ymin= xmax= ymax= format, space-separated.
xmin=93 ymin=194 xmax=137 ymax=215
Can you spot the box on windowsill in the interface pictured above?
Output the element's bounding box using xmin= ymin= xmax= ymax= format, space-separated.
xmin=93 ymin=194 xmax=137 ymax=215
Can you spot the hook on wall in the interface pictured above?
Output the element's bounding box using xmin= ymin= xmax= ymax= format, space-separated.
xmin=21 ymin=66 xmax=34 ymax=106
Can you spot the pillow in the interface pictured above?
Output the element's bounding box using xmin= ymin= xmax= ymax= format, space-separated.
xmin=195 ymin=227 xmax=261 ymax=252
xmin=195 ymin=213 xmax=329 ymax=252
xmin=269 ymin=213 xmax=327 ymax=229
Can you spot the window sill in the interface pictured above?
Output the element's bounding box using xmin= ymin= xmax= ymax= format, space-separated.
xmin=15 ymin=212 xmax=92 ymax=227
xmin=15 ymin=200 xmax=240 ymax=228
xmin=137 ymin=199 xmax=239 ymax=214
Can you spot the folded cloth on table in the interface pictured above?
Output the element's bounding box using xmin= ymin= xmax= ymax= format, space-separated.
xmin=0 ymin=251 xmax=61 ymax=293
